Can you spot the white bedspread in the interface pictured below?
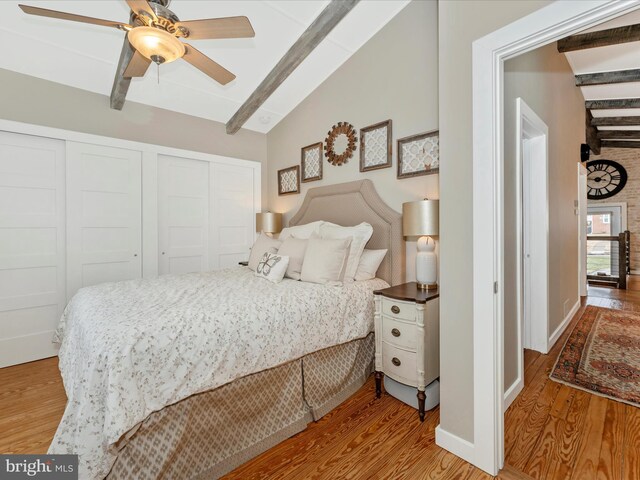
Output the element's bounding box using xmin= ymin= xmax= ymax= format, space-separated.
xmin=49 ymin=267 xmax=387 ymax=479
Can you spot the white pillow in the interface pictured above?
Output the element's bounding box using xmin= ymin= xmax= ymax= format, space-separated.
xmin=300 ymin=237 xmax=352 ymax=285
xmin=319 ymin=222 xmax=373 ymax=282
xmin=248 ymin=233 xmax=282 ymax=271
xmin=354 ymin=249 xmax=388 ymax=281
xmin=254 ymin=252 xmax=289 ymax=283
xmin=277 ymin=237 xmax=308 ymax=280
xmin=279 ymin=221 xmax=324 ymax=241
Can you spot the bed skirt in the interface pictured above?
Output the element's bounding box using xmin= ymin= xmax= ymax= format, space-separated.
xmin=106 ymin=333 xmax=374 ymax=480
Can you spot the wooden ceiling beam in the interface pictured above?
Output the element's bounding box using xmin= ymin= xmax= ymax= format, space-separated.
xmin=558 ymin=23 xmax=640 ymax=53
xmin=225 ymin=0 xmax=359 ymax=135
xmin=591 ymin=116 xmax=640 ymax=126
xmin=585 ymin=109 xmax=601 ymax=155
xmin=601 ymin=140 xmax=640 ymax=149
xmin=110 ymin=12 xmax=136 ymax=111
xmin=576 ymin=69 xmax=640 ymax=86
xmin=597 ymin=130 xmax=640 ymax=140
xmin=585 ymin=98 xmax=640 ymax=109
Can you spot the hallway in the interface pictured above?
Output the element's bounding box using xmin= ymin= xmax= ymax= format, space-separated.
xmin=504 ymin=282 xmax=640 ymax=479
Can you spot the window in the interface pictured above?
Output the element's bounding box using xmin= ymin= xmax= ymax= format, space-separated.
xmin=602 ymin=214 xmax=610 ymax=224
xmin=587 ymin=220 xmax=592 ymax=235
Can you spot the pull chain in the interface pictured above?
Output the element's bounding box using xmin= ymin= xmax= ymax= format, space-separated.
xmin=157 ymin=62 xmax=160 ymax=85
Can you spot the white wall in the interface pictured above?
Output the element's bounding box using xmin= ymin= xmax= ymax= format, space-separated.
xmin=266 ymin=0 xmax=439 ymax=282
xmin=503 ymin=43 xmax=585 ymax=392
xmin=438 ymin=0 xmax=551 ymax=444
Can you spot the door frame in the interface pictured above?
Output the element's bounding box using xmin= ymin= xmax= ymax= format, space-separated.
xmin=470 ymin=0 xmax=640 ymax=475
xmin=578 ymin=164 xmax=588 ymax=297
xmin=505 ymin=98 xmax=549 ymax=411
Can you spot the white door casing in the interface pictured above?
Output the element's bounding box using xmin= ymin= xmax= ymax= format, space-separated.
xmin=66 ymin=142 xmax=142 ymax=299
xmin=158 ymin=155 xmax=209 ymax=275
xmin=0 ymin=131 xmax=65 ymax=367
xmin=209 ymin=163 xmax=256 ymax=269
xmin=469 ymin=1 xmax=640 ymax=475
xmin=578 ymin=164 xmax=588 ymax=298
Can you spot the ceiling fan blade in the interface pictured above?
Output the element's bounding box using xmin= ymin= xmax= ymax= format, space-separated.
xmin=183 ymin=44 xmax=235 ymax=85
xmin=125 ymin=0 xmax=157 ymax=22
xmin=123 ymin=50 xmax=152 ymax=78
xmin=19 ymin=4 xmax=128 ymax=29
xmin=176 ymin=16 xmax=255 ymax=40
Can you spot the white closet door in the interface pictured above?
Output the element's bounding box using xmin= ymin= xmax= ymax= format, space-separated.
xmin=158 ymin=155 xmax=209 ymax=275
xmin=210 ymin=163 xmax=255 ymax=269
xmin=66 ymin=142 xmax=142 ymax=299
xmin=0 ymin=131 xmax=65 ymax=367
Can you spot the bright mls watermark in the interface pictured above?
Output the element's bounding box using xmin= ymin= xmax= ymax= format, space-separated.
xmin=0 ymin=455 xmax=77 ymax=480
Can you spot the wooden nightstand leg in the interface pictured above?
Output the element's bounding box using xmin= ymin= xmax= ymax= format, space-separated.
xmin=375 ymin=371 xmax=384 ymax=399
xmin=417 ymin=389 xmax=426 ymax=422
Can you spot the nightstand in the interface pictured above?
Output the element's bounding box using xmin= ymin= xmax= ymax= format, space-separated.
xmin=238 ymin=261 xmax=249 ymax=266
xmin=373 ymin=282 xmax=440 ymax=421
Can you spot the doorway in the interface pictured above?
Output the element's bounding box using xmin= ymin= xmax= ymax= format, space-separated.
xmin=517 ymin=98 xmax=549 ymax=360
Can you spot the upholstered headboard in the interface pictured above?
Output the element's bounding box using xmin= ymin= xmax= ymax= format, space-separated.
xmin=289 ymin=179 xmax=404 ymax=286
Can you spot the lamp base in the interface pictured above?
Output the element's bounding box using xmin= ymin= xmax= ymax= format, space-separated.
xmin=417 ymin=281 xmax=438 ymax=291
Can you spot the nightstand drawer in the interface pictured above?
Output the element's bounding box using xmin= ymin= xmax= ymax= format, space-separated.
xmin=382 ymin=316 xmax=417 ymax=351
xmin=382 ymin=341 xmax=417 ymax=386
xmin=381 ymin=298 xmax=415 ymax=322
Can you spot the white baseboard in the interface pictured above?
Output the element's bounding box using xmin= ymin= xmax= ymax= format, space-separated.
xmin=503 ymin=377 xmax=524 ymax=411
xmin=547 ymin=298 xmax=580 ymax=351
xmin=435 ymin=425 xmax=476 ymax=466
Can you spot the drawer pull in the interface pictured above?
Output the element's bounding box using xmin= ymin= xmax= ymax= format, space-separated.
xmin=392 ymin=357 xmax=401 ymax=367
xmin=391 ymin=328 xmax=401 ymax=337
xmin=391 ymin=305 xmax=400 ymax=314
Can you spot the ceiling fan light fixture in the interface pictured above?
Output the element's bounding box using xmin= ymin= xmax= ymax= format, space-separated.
xmin=127 ymin=26 xmax=184 ymax=64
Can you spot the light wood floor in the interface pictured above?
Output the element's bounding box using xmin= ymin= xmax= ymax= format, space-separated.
xmin=1 ymin=284 xmax=639 ymax=479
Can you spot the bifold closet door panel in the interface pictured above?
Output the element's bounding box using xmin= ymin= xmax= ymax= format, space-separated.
xmin=210 ymin=163 xmax=255 ymax=269
xmin=66 ymin=142 xmax=142 ymax=300
xmin=0 ymin=131 xmax=65 ymax=367
xmin=158 ymin=155 xmax=209 ymax=276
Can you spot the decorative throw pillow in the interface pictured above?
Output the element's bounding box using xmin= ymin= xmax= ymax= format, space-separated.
xmin=254 ymin=252 xmax=289 ymax=283
xmin=279 ymin=221 xmax=324 ymax=241
xmin=319 ymin=222 xmax=373 ymax=282
xmin=277 ymin=237 xmax=308 ymax=280
xmin=300 ymin=237 xmax=352 ymax=285
xmin=354 ymin=249 xmax=388 ymax=281
xmin=248 ymin=233 xmax=282 ymax=271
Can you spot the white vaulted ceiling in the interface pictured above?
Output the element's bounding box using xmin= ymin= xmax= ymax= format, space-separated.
xmin=563 ymin=10 xmax=640 ymax=141
xmin=0 ymin=0 xmax=410 ymax=133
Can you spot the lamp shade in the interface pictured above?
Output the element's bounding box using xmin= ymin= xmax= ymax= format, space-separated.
xmin=127 ymin=26 xmax=185 ymax=64
xmin=402 ymin=200 xmax=439 ymax=237
xmin=256 ymin=212 xmax=283 ymax=234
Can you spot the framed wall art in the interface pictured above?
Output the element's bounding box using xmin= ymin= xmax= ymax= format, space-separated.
xmin=360 ymin=119 xmax=392 ymax=172
xmin=278 ymin=165 xmax=300 ymax=195
xmin=301 ymin=142 xmax=323 ymax=182
xmin=397 ymin=130 xmax=439 ymax=179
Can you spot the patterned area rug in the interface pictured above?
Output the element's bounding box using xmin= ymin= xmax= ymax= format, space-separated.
xmin=550 ymin=305 xmax=640 ymax=407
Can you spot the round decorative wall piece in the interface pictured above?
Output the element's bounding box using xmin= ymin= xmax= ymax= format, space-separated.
xmin=586 ymin=159 xmax=627 ymax=200
xmin=325 ymin=122 xmax=357 ymax=166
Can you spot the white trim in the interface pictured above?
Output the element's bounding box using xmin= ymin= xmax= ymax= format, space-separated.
xmin=548 ymin=299 xmax=580 ymax=351
xmin=587 ymin=201 xmax=627 ymax=231
xmin=578 ymin=164 xmax=588 ymax=298
xmin=503 ymin=377 xmax=524 ymax=412
xmin=435 ymin=426 xmax=476 ymax=466
xmin=471 ymin=0 xmax=640 ymax=475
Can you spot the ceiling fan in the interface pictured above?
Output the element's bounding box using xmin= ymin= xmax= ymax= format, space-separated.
xmin=18 ymin=0 xmax=255 ymax=85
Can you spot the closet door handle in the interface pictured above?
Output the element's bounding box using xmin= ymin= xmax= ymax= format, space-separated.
xmin=392 ymin=357 xmax=401 ymax=367
xmin=134 ymin=254 xmax=138 ymax=257
xmin=391 ymin=305 xmax=400 ymax=314
xmin=391 ymin=328 xmax=401 ymax=337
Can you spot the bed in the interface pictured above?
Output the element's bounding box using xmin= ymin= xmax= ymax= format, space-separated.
xmin=49 ymin=179 xmax=405 ymax=480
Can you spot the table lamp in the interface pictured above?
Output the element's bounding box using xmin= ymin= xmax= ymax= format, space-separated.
xmin=256 ymin=212 xmax=283 ymax=237
xmin=402 ymin=199 xmax=439 ymax=290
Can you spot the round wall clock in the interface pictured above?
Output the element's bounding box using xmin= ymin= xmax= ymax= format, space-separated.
xmin=586 ymin=159 xmax=627 ymax=200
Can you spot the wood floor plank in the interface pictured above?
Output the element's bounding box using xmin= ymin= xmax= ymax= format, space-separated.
xmin=597 ymin=400 xmax=625 ymax=480
xmin=570 ymin=395 xmax=608 ymax=480
xmin=622 ymin=405 xmax=640 ymax=480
